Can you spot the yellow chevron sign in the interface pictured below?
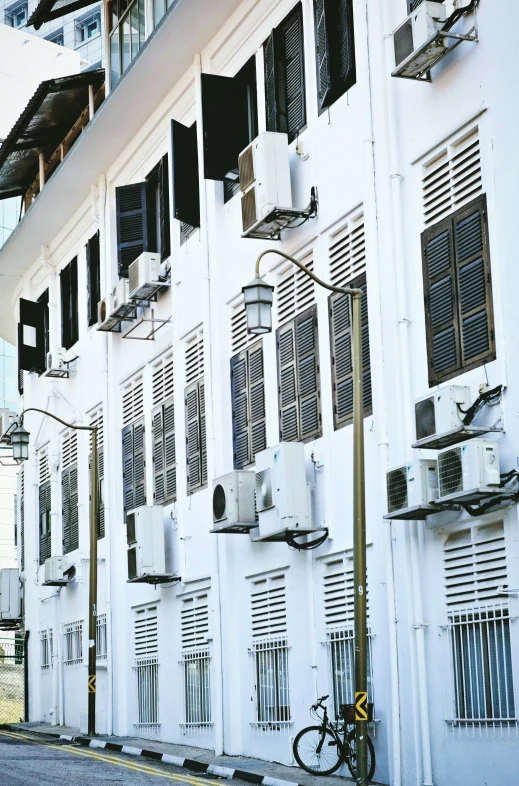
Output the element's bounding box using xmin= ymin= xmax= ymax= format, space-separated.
xmin=355 ymin=692 xmax=368 ymax=721
xmin=88 ymin=675 xmax=96 ymax=694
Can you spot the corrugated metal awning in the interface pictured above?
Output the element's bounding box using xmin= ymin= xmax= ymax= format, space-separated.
xmin=0 ymin=70 xmax=105 ymax=200
xmin=27 ymin=0 xmax=97 ymax=30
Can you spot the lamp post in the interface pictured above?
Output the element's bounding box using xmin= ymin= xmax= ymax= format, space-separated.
xmin=13 ymin=408 xmax=99 ymax=737
xmin=244 ymin=250 xmax=368 ymax=786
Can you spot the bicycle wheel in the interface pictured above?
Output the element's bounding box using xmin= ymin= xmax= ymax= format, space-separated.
xmin=345 ymin=729 xmax=376 ymax=783
xmin=293 ymin=725 xmax=343 ymax=776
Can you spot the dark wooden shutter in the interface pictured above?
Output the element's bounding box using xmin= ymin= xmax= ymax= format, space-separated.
xmin=264 ymin=30 xmax=280 ymax=132
xmin=295 ymin=306 xmax=321 ymax=440
xmin=314 ymin=0 xmax=332 ymax=113
xmin=133 ymin=418 xmax=146 ymax=508
xmin=62 ymin=468 xmax=77 ymax=554
xmin=249 ymin=342 xmax=266 ymax=461
xmin=122 ymin=424 xmax=134 ymax=515
xmin=152 ymin=405 xmax=165 ymax=504
xmin=69 ymin=466 xmax=78 ymax=552
xmin=164 ymin=398 xmax=176 ymax=503
xmin=87 ymin=232 xmax=101 ymax=327
xmin=18 ymin=298 xmax=46 ymax=373
xmin=159 ymin=154 xmax=171 ymax=261
xmin=39 ymin=482 xmax=51 ymax=564
xmin=186 ymin=382 xmax=201 ymax=492
xmin=336 ymin=0 xmax=356 ymax=94
xmin=171 ymin=120 xmax=200 ymax=228
xmin=201 ymin=74 xmax=239 ymax=181
xmin=281 ymin=3 xmax=306 ymax=142
xmin=60 ymin=258 xmax=78 ymax=350
xmin=231 ymin=351 xmax=249 ymax=470
xmin=20 ymin=470 xmax=24 ymax=573
xmin=200 ymin=382 xmax=207 ymax=486
xmin=89 ymin=451 xmax=105 ymax=539
xmin=116 ymin=182 xmax=148 ymax=278
xmin=277 ymin=320 xmax=299 ymax=442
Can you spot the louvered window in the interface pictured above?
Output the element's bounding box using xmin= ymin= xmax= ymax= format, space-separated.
xmin=185 ymin=333 xmax=204 ymax=386
xmin=264 ymin=3 xmax=306 ymax=143
xmin=322 ymin=555 xmax=373 ymax=717
xmin=18 ymin=297 xmax=46 ymax=376
xmin=231 ymin=298 xmax=254 ymax=356
xmin=422 ymin=195 xmax=495 ymax=386
xmin=116 ymin=183 xmax=148 ymax=278
xmin=329 ymin=273 xmax=371 ymax=429
xmin=62 ymin=430 xmax=78 ymax=555
xmin=122 ymin=374 xmax=144 ymax=427
xmin=171 ymin=120 xmax=200 ymax=235
xmin=181 ymin=594 xmax=211 ymax=729
xmin=231 ymin=341 xmax=266 ymax=469
xmin=185 ymin=381 xmax=207 ymax=494
xmin=277 ymin=256 xmax=315 ymax=325
xmin=134 ymin=606 xmax=160 ymax=734
xmin=145 ymin=155 xmax=171 ymax=262
xmin=63 ymin=620 xmax=82 ymax=665
xmin=444 ymin=523 xmax=507 ymax=607
xmin=38 ymin=449 xmax=51 ymax=564
xmin=329 ymin=214 xmax=365 ymax=287
xmin=60 ymin=257 xmax=79 ymax=350
xmin=251 ymin=574 xmax=287 ymax=638
xmin=277 ymin=305 xmax=322 ymax=443
xmin=152 ymin=352 xmax=176 ymax=505
xmin=19 ymin=467 xmax=24 ymax=573
xmin=313 ymin=0 xmax=356 ymax=114
xmin=422 ymin=127 xmax=482 ymax=227
xmin=89 ymin=407 xmax=105 ymax=539
xmin=122 ymin=418 xmax=146 ymax=516
xmin=86 ymin=232 xmax=101 ymax=327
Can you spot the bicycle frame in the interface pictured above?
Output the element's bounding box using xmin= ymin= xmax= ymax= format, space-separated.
xmin=314 ymin=705 xmax=349 ymax=761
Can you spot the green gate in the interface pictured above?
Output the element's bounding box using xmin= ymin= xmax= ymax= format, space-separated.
xmin=0 ymin=636 xmax=25 ymax=723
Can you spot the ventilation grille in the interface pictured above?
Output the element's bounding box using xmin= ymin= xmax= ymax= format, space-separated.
xmin=423 ymin=127 xmax=482 ymax=226
xmin=239 ymin=145 xmax=255 ymax=191
xmin=444 ymin=523 xmax=508 ymax=607
xmin=329 ymin=215 xmax=366 ymax=287
xmin=323 ymin=555 xmax=369 ymax=627
xmin=135 ymin=606 xmax=158 ymax=657
xmin=89 ymin=406 xmax=104 ymax=451
xmin=181 ymin=593 xmax=210 ymax=648
xmin=122 ymin=374 xmax=144 ymax=426
xmin=230 ymin=298 xmax=249 ymax=355
xmin=438 ymin=447 xmax=463 ymax=497
xmin=39 ymin=449 xmax=50 ymax=485
xmin=277 ymin=254 xmax=314 ymax=326
xmin=241 ymin=187 xmax=257 ymax=231
xmin=185 ymin=332 xmax=204 ymax=386
xmin=251 ymin=574 xmax=287 ymax=638
xmin=61 ymin=430 xmax=78 ymax=469
xmin=387 ymin=467 xmax=408 ymax=513
xmin=152 ymin=351 xmax=174 ymax=406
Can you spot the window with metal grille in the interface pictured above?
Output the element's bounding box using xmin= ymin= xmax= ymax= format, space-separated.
xmin=181 ymin=594 xmax=211 ymax=730
xmin=89 ymin=407 xmax=105 ymax=539
xmin=40 ymin=629 xmax=52 ymax=669
xmin=422 ymin=127 xmax=482 ymax=227
xmin=61 ymin=431 xmax=78 ymax=555
xmin=134 ymin=606 xmax=160 ymax=734
xmin=39 ymin=448 xmax=51 ymax=564
xmin=277 ymin=305 xmax=321 ymax=443
xmin=60 ymin=257 xmax=79 ymax=350
xmin=87 ymin=232 xmax=101 ymax=327
xmin=152 ymin=352 xmax=176 ymax=505
xmin=329 ymin=213 xmax=365 ymax=287
xmin=264 ymin=3 xmax=306 ymax=142
xmin=422 ymin=194 xmax=495 ymax=387
xmin=231 ymin=341 xmax=266 ymax=469
xmin=63 ymin=620 xmax=82 ymax=665
xmin=96 ymin=614 xmax=107 ymax=660
xmin=329 ymin=273 xmax=371 ymax=429
xmin=313 ymin=0 xmax=356 ymax=114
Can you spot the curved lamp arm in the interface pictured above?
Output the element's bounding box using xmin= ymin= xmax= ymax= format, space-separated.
xmin=20 ymin=407 xmax=96 ymax=433
xmin=254 ymin=249 xmax=363 ymax=299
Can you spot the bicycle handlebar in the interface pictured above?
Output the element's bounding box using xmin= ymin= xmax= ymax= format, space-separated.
xmin=311 ymin=695 xmax=329 ymax=711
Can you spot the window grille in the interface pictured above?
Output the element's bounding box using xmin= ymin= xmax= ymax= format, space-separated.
xmin=40 ymin=629 xmax=53 ymax=669
xmin=185 ymin=331 xmax=204 ymax=386
xmin=181 ymin=647 xmax=212 ymax=731
xmin=329 ymin=214 xmax=366 ymax=288
xmin=134 ymin=607 xmax=160 ymax=735
xmin=63 ymin=621 xmax=82 ymax=665
xmin=122 ymin=374 xmax=144 ymax=427
xmin=61 ymin=430 xmax=78 ymax=469
xmin=96 ymin=614 xmax=107 ymax=660
xmin=251 ymin=637 xmax=291 ymax=728
xmin=276 ymin=254 xmax=315 ymax=326
xmin=152 ymin=351 xmax=174 ymax=407
xmin=422 ymin=127 xmax=482 ymax=227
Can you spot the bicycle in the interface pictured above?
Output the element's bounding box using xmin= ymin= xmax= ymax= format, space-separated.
xmin=293 ymin=695 xmax=376 ymax=781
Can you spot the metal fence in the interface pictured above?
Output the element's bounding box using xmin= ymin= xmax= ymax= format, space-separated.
xmin=134 ymin=655 xmax=160 ymax=736
xmin=180 ymin=646 xmax=211 ymax=735
xmin=0 ymin=638 xmax=25 ymax=723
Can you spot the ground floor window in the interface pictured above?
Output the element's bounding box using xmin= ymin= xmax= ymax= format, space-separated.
xmin=252 ymin=637 xmax=290 ymax=727
xmin=182 ymin=647 xmax=211 ymax=729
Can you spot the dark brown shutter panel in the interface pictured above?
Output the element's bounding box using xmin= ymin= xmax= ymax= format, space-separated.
xmin=282 ymin=4 xmax=306 ymax=141
xmin=200 ymin=381 xmax=207 ymax=486
xmin=231 ymin=351 xmax=249 ymax=469
xmin=18 ymin=298 xmax=46 ymax=373
xmin=164 ymin=399 xmax=176 ymax=503
xmin=171 ymin=120 xmax=200 ymax=228
xmin=62 ymin=469 xmax=71 ymax=555
xmin=337 ymin=0 xmax=356 ymax=93
xmin=277 ymin=320 xmax=299 ymax=442
xmin=186 ymin=383 xmax=201 ymax=493
xmin=264 ymin=30 xmax=280 ymax=132
xmin=122 ymin=424 xmax=134 ymax=515
xmin=159 ymin=154 xmax=171 ymax=261
xmin=69 ymin=466 xmax=79 ymax=552
xmin=249 ymin=342 xmax=266 ymax=461
xmin=152 ymin=405 xmax=165 ymax=504
xmin=314 ymin=0 xmax=332 ymax=112
xmin=133 ymin=419 xmax=146 ymax=509
xmin=87 ymin=232 xmax=101 ymax=327
xmin=39 ymin=482 xmax=51 ymax=564
xmin=98 ymin=451 xmax=105 ymax=539
xmin=201 ymin=74 xmax=239 ymax=180
xmin=116 ymin=183 xmax=148 ymax=278
xmin=295 ymin=307 xmax=321 ymax=440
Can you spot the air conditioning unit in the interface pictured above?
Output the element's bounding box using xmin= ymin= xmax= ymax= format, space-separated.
xmin=110 ymin=278 xmax=135 ymax=320
xmin=0 ymin=569 xmax=20 ymax=620
xmin=0 ymin=409 xmax=15 ymax=442
xmin=211 ymin=471 xmax=256 ymax=533
xmin=414 ymin=385 xmax=472 ymax=448
xmin=254 ymin=442 xmax=314 ymax=540
xmin=127 ymin=506 xmax=176 ymax=582
xmin=43 ymin=348 xmax=67 ymax=378
xmin=238 ymin=132 xmax=292 ymax=233
xmin=437 ymin=439 xmax=501 ymax=503
xmin=128 ymin=252 xmax=161 ymax=300
xmin=385 ymin=460 xmax=438 ymax=519
xmin=43 ymin=556 xmax=69 ymax=586
xmin=392 ymin=1 xmax=447 ymax=78
xmin=97 ymin=295 xmax=121 ymax=332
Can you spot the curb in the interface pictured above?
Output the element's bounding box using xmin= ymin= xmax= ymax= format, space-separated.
xmin=2 ymin=725 xmax=302 ymax=786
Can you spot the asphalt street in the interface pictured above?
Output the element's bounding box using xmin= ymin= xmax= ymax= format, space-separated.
xmin=0 ymin=730 xmax=244 ymax=786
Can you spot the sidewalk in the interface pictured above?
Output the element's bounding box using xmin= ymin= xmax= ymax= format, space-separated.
xmin=5 ymin=722 xmax=356 ymax=786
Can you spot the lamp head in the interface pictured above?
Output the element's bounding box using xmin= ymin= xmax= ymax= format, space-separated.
xmin=242 ymin=277 xmax=274 ymax=335
xmin=10 ymin=423 xmax=30 ymax=463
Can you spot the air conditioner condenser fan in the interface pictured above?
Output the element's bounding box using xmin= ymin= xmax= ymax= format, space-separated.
xmin=415 ymin=397 xmax=436 ymax=441
xmin=387 ymin=467 xmax=408 ymax=513
xmin=213 ymin=483 xmax=227 ymax=521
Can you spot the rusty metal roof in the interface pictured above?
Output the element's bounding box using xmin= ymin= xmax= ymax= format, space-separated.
xmin=0 ymin=69 xmax=104 ymax=200
xmin=27 ymin=0 xmax=97 ymax=30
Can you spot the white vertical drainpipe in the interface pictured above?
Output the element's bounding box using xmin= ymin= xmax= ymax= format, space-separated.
xmin=88 ymin=85 xmax=95 ymax=122
xmin=49 ymin=443 xmax=63 ymax=726
xmin=51 ymin=589 xmax=61 ymax=725
xmin=194 ymin=52 xmax=225 ymax=757
xmin=356 ymin=1 xmax=402 ymax=784
xmin=379 ymin=2 xmax=434 ymax=784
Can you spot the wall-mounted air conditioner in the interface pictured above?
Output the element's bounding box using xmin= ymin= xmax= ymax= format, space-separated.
xmin=43 ymin=556 xmax=69 ymax=586
xmin=43 ymin=348 xmax=68 ymax=379
xmin=384 ymin=460 xmax=438 ymax=520
xmin=0 ymin=409 xmax=15 ymax=442
xmin=413 ymin=385 xmax=472 ymax=449
xmin=392 ymin=1 xmax=447 ymax=78
xmin=211 ymin=471 xmax=256 ymax=533
xmin=128 ymin=252 xmax=161 ymax=300
xmin=110 ymin=278 xmax=134 ymax=320
xmin=97 ymin=295 xmax=121 ymax=332
xmin=238 ymin=132 xmax=292 ymax=234
xmin=437 ymin=439 xmax=501 ymax=503
xmin=253 ymin=442 xmax=315 ymax=540
xmin=127 ymin=506 xmax=176 ymax=582
xmin=0 ymin=569 xmax=20 ymax=620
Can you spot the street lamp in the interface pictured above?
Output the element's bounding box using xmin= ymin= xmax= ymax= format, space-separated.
xmin=244 ymin=249 xmax=369 ymax=786
xmin=14 ymin=408 xmax=99 ymax=737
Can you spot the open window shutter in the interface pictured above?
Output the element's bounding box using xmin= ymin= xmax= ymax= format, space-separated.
xmin=186 ymin=383 xmax=201 ymax=492
xmin=122 ymin=424 xmax=134 ymax=515
xmin=359 ymin=279 xmax=372 ymax=412
xmin=201 ymin=74 xmax=240 ymax=181
xmin=277 ymin=320 xmax=299 ymax=442
xmin=62 ymin=469 xmax=71 ymax=555
xmin=296 ymin=306 xmax=321 ymax=440
xmin=249 ymin=342 xmax=266 ymax=461
xmin=116 ymin=183 xmax=148 ymax=278
xmin=89 ymin=452 xmax=105 ymax=538
xmin=70 ymin=257 xmax=79 ymax=346
xmin=282 ymin=4 xmax=306 ymax=142
xmin=20 ymin=470 xmax=25 ymax=573
xmin=152 ymin=405 xmax=165 ymax=504
xmin=422 ymin=218 xmax=459 ymax=385
xmin=159 ymin=154 xmax=171 ymax=261
xmin=231 ymin=352 xmax=249 ymax=470
xmin=314 ymin=0 xmax=332 ymax=112
xmin=87 ymin=232 xmax=101 ymax=327
xmin=264 ymin=31 xmax=280 ymax=132
xmin=18 ymin=298 xmax=46 ymax=373
xmin=337 ymin=0 xmax=356 ymax=93
xmin=60 ymin=264 xmax=71 ymax=349
xmin=454 ymin=198 xmax=494 ymax=368
xmin=133 ymin=418 xmax=146 ymax=508
xmin=330 ymin=292 xmax=353 ymax=428
xmin=39 ymin=483 xmax=51 ymax=564
xmin=200 ymin=382 xmax=207 ymax=486
xmin=171 ymin=120 xmax=200 ymax=228
xmin=69 ymin=466 xmax=78 ymax=551
xmin=164 ymin=398 xmax=176 ymax=503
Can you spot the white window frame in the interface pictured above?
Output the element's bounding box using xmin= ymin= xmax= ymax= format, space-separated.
xmin=40 ymin=629 xmax=53 ymax=669
xmin=180 ymin=646 xmax=212 ymax=731
xmin=96 ymin=613 xmax=107 ymax=660
xmin=63 ymin=620 xmax=82 ymax=665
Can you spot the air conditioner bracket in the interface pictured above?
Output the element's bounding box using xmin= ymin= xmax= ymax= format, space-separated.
xmin=42 ymin=578 xmax=70 ymax=587
xmin=129 ymin=281 xmax=171 ymax=305
xmin=249 ymin=526 xmax=327 ymax=543
xmin=121 ymin=314 xmax=171 ymax=341
xmin=127 ymin=574 xmax=181 ymax=585
xmin=431 ymin=488 xmax=504 ymax=506
xmin=383 ymin=504 xmax=439 ymax=521
xmin=412 ymin=425 xmax=503 ymax=451
xmin=242 ymin=187 xmax=318 ymax=240
xmin=0 ymin=619 xmax=22 ymax=631
xmin=210 ymin=522 xmax=258 ymax=534
xmin=392 ymin=25 xmax=478 ymax=82
xmin=43 ymin=355 xmax=78 ymax=380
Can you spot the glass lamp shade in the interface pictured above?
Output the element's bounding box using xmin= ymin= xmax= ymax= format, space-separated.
xmin=10 ymin=424 xmax=30 ymax=463
xmin=242 ymin=277 xmax=274 ymax=335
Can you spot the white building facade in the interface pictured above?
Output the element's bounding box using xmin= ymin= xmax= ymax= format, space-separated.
xmin=0 ymin=1 xmax=518 ymax=785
